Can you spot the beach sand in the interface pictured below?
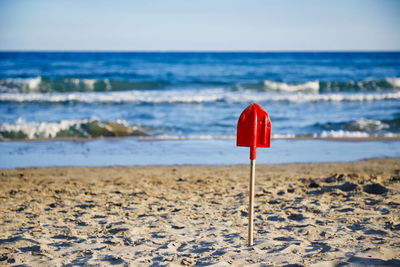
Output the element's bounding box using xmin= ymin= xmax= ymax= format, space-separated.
xmin=1 ymin=158 xmax=400 ymax=266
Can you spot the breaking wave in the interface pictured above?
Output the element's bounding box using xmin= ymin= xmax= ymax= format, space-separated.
xmin=314 ymin=117 xmax=400 ymax=137
xmin=1 ymin=117 xmax=399 ymax=141
xmin=0 ymin=77 xmax=169 ymax=93
xmin=1 ymin=77 xmax=399 ymax=93
xmin=318 ymin=78 xmax=400 ymax=92
xmin=1 ymin=89 xmax=400 ymax=104
xmin=242 ymin=78 xmax=400 ymax=92
xmin=0 ymin=118 xmax=147 ymax=140
xmin=262 ymin=80 xmax=320 ymax=92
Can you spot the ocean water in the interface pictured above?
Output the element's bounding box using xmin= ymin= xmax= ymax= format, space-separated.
xmin=1 ymin=52 xmax=400 ymax=168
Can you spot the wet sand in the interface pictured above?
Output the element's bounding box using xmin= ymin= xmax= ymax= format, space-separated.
xmin=1 ymin=158 xmax=400 ymax=266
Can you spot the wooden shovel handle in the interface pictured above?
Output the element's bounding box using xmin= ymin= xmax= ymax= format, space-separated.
xmin=249 ymin=159 xmax=255 ymax=246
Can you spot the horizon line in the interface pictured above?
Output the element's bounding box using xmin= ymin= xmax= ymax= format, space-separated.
xmin=0 ymin=49 xmax=399 ymax=53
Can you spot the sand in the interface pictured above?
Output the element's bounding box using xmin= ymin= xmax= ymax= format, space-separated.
xmin=1 ymin=158 xmax=400 ymax=266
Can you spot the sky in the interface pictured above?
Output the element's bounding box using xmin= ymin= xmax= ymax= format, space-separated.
xmin=0 ymin=0 xmax=399 ymax=51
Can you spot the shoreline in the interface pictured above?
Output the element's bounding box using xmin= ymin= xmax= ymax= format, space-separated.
xmin=1 ymin=135 xmax=400 ymax=143
xmin=1 ymin=158 xmax=400 ymax=265
xmin=2 ymin=156 xmax=400 ymax=170
xmin=2 ymin=139 xmax=400 ymax=169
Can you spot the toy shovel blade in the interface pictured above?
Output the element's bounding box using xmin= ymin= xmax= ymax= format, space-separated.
xmin=237 ymin=103 xmax=271 ymax=160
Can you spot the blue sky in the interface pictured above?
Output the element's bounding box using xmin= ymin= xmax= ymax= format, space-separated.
xmin=0 ymin=0 xmax=399 ymax=51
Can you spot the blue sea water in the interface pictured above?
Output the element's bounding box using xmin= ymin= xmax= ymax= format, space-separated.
xmin=0 ymin=52 xmax=400 ymax=168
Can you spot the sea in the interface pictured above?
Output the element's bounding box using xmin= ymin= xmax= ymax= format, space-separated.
xmin=1 ymin=52 xmax=400 ymax=168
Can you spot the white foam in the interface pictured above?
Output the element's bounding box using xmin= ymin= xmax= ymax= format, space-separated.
xmin=27 ymin=77 xmax=42 ymax=90
xmin=0 ymin=89 xmax=226 ymax=103
xmin=0 ymin=118 xmax=87 ymax=139
xmin=386 ymin=77 xmax=400 ymax=88
xmin=318 ymin=130 xmax=370 ymax=138
xmin=1 ymin=89 xmax=400 ymax=104
xmin=0 ymin=118 xmax=134 ymax=139
xmin=104 ymin=79 xmax=112 ymax=91
xmin=69 ymin=78 xmax=110 ymax=91
xmin=138 ymin=135 xmax=236 ymax=141
xmin=1 ymin=77 xmax=400 ymax=95
xmin=272 ymin=133 xmax=296 ymax=139
xmin=383 ymin=132 xmax=400 ymax=138
xmin=349 ymin=119 xmax=389 ymax=132
xmin=0 ymin=77 xmax=114 ymax=92
xmin=138 ymin=133 xmax=298 ymax=141
xmin=0 ymin=77 xmax=41 ymax=92
xmin=263 ymin=80 xmax=319 ymax=92
xmin=226 ymin=91 xmax=400 ymax=103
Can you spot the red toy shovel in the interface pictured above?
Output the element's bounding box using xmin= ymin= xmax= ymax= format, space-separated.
xmin=237 ymin=103 xmax=271 ymax=246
